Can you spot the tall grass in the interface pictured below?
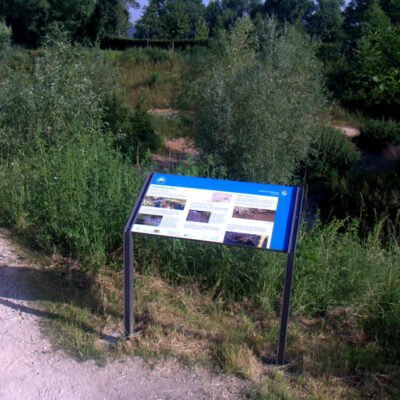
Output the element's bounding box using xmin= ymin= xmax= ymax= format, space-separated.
xmin=0 ymin=42 xmax=147 ymax=268
xmin=134 ymin=214 xmax=400 ymax=361
xmin=103 ymin=48 xmax=185 ymax=110
xmin=0 ymin=136 xmax=143 ymax=267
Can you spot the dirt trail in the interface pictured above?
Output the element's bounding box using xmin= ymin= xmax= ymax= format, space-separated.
xmin=0 ymin=230 xmax=244 ymax=400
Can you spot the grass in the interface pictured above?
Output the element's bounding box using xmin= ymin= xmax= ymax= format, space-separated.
xmin=103 ymin=49 xmax=186 ymax=110
xmin=3 ymin=226 xmax=400 ymax=399
xmin=1 ymin=43 xmax=400 ymax=399
xmin=330 ymin=103 xmax=367 ymax=128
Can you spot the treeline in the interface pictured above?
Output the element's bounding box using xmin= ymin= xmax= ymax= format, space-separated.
xmin=2 ymin=1 xmax=398 ymax=117
xmin=0 ymin=0 xmax=139 ymax=47
xmin=135 ymin=0 xmax=400 ymax=118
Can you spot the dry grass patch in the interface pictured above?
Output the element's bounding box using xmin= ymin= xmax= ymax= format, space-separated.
xmin=3 ymin=228 xmax=400 ymax=398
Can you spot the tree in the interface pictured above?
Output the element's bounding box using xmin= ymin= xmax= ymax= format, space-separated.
xmin=160 ymin=0 xmax=190 ymax=49
xmin=42 ymin=0 xmax=95 ymax=42
xmin=341 ymin=23 xmax=400 ymax=116
xmin=1 ymin=0 xmax=51 ymax=46
xmin=343 ymin=0 xmax=391 ymax=47
xmin=134 ymin=0 xmax=162 ymax=43
xmin=87 ymin=0 xmax=138 ymax=43
xmin=306 ymin=0 xmax=345 ymax=43
xmin=136 ymin=0 xmax=202 ymax=40
xmin=1 ymin=0 xmax=138 ymax=46
xmin=205 ymin=0 xmax=250 ymax=34
xmin=263 ymin=0 xmax=314 ymax=26
xmin=183 ymin=0 xmax=206 ymax=32
xmin=182 ymin=17 xmax=330 ymax=185
xmin=0 ymin=20 xmax=12 ymax=49
xmin=380 ymin=0 xmax=400 ymax=25
xmin=195 ymin=18 xmax=210 ymax=39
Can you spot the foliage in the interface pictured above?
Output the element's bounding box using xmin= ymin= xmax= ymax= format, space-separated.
xmin=122 ymin=98 xmax=160 ymax=160
xmin=359 ymin=117 xmax=400 ymax=151
xmin=305 ymin=0 xmax=345 ymax=43
xmin=0 ymin=43 xmax=112 ymax=160
xmin=0 ymin=136 xmax=142 ymax=268
xmin=182 ymin=17 xmax=329 ymax=185
xmin=263 ymin=0 xmax=314 ymax=26
xmin=135 ymin=0 xmax=205 ymax=41
xmin=341 ymin=23 xmax=400 ymax=117
xmin=101 ymin=35 xmax=209 ymax=51
xmin=0 ymin=0 xmax=138 ymax=47
xmin=161 ymin=0 xmax=191 ymax=44
xmin=0 ymin=42 xmax=152 ymax=268
xmin=194 ymin=18 xmax=210 ymax=39
xmin=117 ymin=46 xmax=171 ymax=63
xmin=103 ymin=91 xmax=160 ymax=163
xmin=303 ymin=126 xmax=360 ymax=180
xmin=0 ymin=19 xmax=12 ymax=50
xmin=134 ymin=0 xmax=162 ymax=41
xmin=204 ymin=0 xmax=250 ymax=34
xmin=86 ymin=0 xmax=138 ymax=44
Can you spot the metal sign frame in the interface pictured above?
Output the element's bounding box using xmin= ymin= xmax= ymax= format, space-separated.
xmin=123 ymin=171 xmax=303 ymax=365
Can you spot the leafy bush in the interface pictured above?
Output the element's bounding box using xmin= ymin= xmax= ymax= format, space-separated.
xmin=182 ymin=17 xmax=330 ymax=185
xmin=305 ymin=126 xmax=360 ymax=180
xmin=101 ymin=35 xmax=209 ymax=51
xmin=0 ymin=41 xmax=150 ymax=268
xmin=339 ymin=24 xmax=400 ymax=118
xmin=0 ymin=20 xmax=12 ymax=50
xmin=103 ymin=91 xmax=160 ymax=162
xmin=117 ymin=47 xmax=171 ymax=63
xmin=0 ymin=42 xmax=114 ymax=161
xmin=359 ymin=118 xmax=400 ymax=152
xmin=0 ymin=135 xmax=143 ymax=267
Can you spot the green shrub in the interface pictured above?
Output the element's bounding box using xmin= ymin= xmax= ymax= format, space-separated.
xmin=340 ymin=24 xmax=400 ymax=118
xmin=0 ymin=135 xmax=143 ymax=268
xmin=0 ymin=41 xmax=151 ymax=268
xmin=182 ymin=17 xmax=330 ymax=185
xmin=305 ymin=126 xmax=360 ymax=180
xmin=0 ymin=20 xmax=12 ymax=50
xmin=101 ymin=36 xmax=209 ymax=51
xmin=0 ymin=42 xmax=114 ymax=161
xmin=103 ymin=91 xmax=160 ymax=162
xmin=359 ymin=118 xmax=400 ymax=152
xmin=117 ymin=47 xmax=171 ymax=63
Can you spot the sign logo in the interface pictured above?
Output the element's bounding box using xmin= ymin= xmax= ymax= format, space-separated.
xmin=156 ymin=177 xmax=167 ymax=184
xmin=281 ymin=190 xmax=287 ymax=196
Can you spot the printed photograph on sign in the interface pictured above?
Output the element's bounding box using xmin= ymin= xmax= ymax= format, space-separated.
xmin=186 ymin=210 xmax=211 ymax=223
xmin=211 ymin=192 xmax=232 ymax=203
xmin=135 ymin=213 xmax=163 ymax=227
xmin=232 ymin=206 xmax=276 ymax=222
xmin=223 ymin=231 xmax=269 ymax=248
xmin=143 ymin=196 xmax=186 ymax=210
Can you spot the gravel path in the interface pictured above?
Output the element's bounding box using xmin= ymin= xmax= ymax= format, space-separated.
xmin=0 ymin=230 xmax=245 ymax=400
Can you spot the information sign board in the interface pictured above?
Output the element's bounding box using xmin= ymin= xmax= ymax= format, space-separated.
xmin=131 ymin=173 xmax=298 ymax=252
xmin=124 ymin=171 xmax=304 ymax=364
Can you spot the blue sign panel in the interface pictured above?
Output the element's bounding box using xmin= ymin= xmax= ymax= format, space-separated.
xmin=132 ymin=173 xmax=299 ymax=252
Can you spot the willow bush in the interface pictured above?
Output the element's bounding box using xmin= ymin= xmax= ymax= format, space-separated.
xmin=181 ymin=17 xmax=330 ymax=186
xmin=0 ymin=42 xmax=147 ymax=268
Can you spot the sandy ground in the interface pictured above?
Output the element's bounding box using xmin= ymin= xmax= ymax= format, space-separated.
xmin=0 ymin=230 xmax=246 ymax=400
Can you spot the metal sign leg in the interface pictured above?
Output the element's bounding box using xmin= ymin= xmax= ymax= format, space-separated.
xmin=276 ymin=251 xmax=295 ymax=365
xmin=276 ymin=187 xmax=303 ymax=365
xmin=124 ymin=231 xmax=134 ymax=338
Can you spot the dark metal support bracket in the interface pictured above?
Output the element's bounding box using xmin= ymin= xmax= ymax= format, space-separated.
xmin=276 ymin=187 xmax=304 ymax=365
xmin=123 ymin=171 xmax=154 ymax=338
